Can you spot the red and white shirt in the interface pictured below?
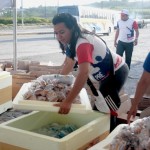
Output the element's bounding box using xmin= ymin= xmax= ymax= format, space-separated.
xmin=75 ymin=34 xmax=125 ymax=83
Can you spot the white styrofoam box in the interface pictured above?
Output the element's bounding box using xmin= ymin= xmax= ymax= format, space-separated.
xmin=0 ymin=101 xmax=13 ymax=114
xmin=117 ymin=99 xmax=131 ymax=116
xmin=119 ymin=86 xmax=125 ymax=96
xmin=117 ymin=113 xmax=139 ymax=122
xmin=0 ymin=71 xmax=12 ymax=89
xmin=120 ymin=94 xmax=129 ymax=103
xmin=0 ymin=71 xmax=13 ymax=114
xmin=13 ymin=83 xmax=92 ymax=114
xmin=88 ymin=124 xmax=126 ymax=150
xmin=0 ymin=111 xmax=110 ymax=150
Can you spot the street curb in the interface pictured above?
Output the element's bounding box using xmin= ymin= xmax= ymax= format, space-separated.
xmin=0 ymin=31 xmax=54 ymax=36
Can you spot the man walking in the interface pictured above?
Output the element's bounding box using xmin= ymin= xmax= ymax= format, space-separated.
xmin=114 ymin=9 xmax=139 ymax=69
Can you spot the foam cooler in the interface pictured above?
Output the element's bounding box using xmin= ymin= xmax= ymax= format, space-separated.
xmin=0 ymin=111 xmax=110 ymax=150
xmin=88 ymin=124 xmax=125 ymax=150
xmin=0 ymin=71 xmax=12 ymax=114
xmin=13 ymin=82 xmax=92 ymax=114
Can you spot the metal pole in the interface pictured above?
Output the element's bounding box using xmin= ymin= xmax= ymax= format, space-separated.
xmin=13 ymin=0 xmax=17 ymax=71
xmin=21 ymin=0 xmax=24 ymax=25
xmin=45 ymin=1 xmax=47 ymax=18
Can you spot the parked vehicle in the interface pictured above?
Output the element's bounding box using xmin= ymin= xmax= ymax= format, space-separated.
xmin=57 ymin=5 xmax=119 ymax=36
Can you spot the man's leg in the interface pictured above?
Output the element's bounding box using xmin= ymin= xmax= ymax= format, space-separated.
xmin=124 ymin=42 xmax=134 ymax=69
xmin=116 ymin=40 xmax=124 ymax=56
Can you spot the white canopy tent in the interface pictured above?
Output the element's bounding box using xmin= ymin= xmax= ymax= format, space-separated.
xmin=0 ymin=0 xmax=17 ymax=71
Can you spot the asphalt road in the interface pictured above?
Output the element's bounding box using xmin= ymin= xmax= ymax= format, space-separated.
xmin=0 ymin=33 xmax=62 ymax=62
xmin=0 ymin=26 xmax=150 ymax=96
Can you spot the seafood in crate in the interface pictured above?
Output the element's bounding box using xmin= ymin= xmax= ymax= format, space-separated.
xmin=22 ymin=74 xmax=80 ymax=103
xmin=110 ymin=117 xmax=150 ymax=150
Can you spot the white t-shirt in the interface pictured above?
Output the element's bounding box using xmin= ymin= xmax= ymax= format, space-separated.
xmin=75 ymin=34 xmax=125 ymax=83
xmin=117 ymin=18 xmax=138 ymax=43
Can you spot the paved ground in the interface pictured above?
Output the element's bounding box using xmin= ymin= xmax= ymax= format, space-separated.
xmin=0 ymin=25 xmax=150 ymax=123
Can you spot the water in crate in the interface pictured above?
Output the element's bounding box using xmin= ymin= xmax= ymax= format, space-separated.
xmin=32 ymin=123 xmax=78 ymax=138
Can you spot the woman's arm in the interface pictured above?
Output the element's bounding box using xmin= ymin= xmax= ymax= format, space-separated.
xmin=127 ymin=70 xmax=150 ymax=123
xmin=55 ymin=62 xmax=90 ymax=114
xmin=132 ymin=71 xmax=150 ymax=106
xmin=60 ymin=56 xmax=75 ymax=75
xmin=65 ymin=62 xmax=90 ymax=103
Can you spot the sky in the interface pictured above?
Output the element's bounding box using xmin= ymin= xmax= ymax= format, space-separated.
xmin=16 ymin=0 xmax=150 ymax=8
xmin=17 ymin=0 xmax=102 ymax=8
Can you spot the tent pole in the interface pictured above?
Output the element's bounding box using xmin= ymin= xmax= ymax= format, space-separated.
xmin=13 ymin=0 xmax=17 ymax=71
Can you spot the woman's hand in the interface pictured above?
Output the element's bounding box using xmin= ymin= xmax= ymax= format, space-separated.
xmin=54 ymin=100 xmax=72 ymax=114
xmin=127 ymin=105 xmax=138 ymax=124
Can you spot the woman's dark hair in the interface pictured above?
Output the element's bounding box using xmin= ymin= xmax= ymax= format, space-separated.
xmin=52 ymin=13 xmax=82 ymax=59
